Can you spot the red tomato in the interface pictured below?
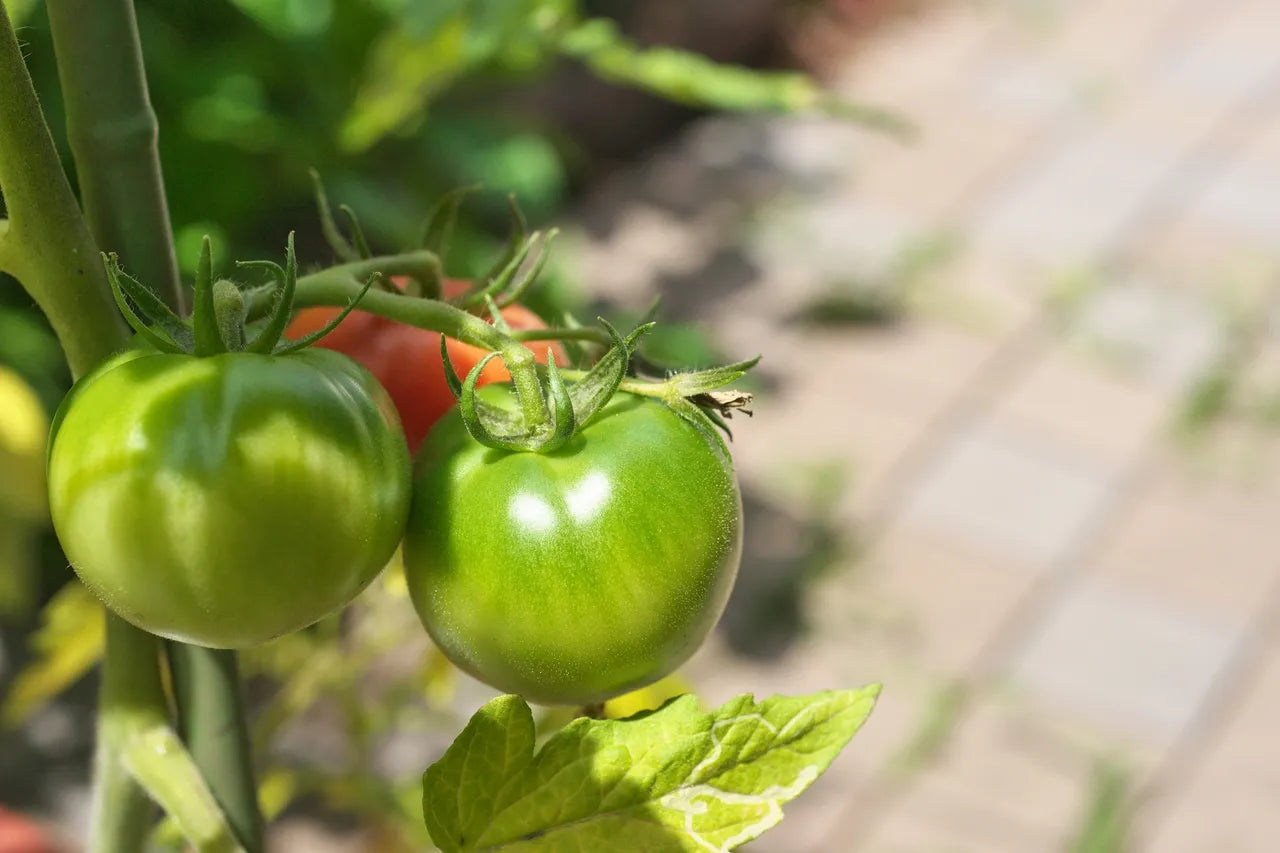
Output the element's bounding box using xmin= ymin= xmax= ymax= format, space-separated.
xmin=286 ymin=278 xmax=566 ymax=453
xmin=0 ymin=807 xmax=59 ymax=853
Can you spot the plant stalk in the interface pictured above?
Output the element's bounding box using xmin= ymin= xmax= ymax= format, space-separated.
xmin=275 ymin=262 xmax=550 ymax=430
xmin=40 ymin=0 xmax=261 ymax=847
xmin=0 ymin=3 xmax=125 ymax=372
xmin=87 ymin=615 xmax=171 ymax=853
xmin=44 ymin=0 xmax=184 ymax=313
xmin=171 ymin=646 xmax=263 ymax=853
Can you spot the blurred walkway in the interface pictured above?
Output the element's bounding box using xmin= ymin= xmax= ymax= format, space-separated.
xmin=569 ymin=0 xmax=1280 ymax=849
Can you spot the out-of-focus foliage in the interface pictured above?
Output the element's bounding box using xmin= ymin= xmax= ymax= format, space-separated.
xmin=0 ymin=367 xmax=49 ymax=616
xmin=1 ymin=581 xmax=103 ymax=726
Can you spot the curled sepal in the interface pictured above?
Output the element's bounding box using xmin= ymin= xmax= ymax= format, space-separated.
xmin=191 ymin=236 xmax=226 ymax=356
xmin=311 ymin=168 xmax=356 ymax=262
xmin=496 ymin=228 xmax=558 ymax=309
xmin=338 ymin=204 xmax=372 ymax=260
xmin=539 ymin=353 xmax=577 ymax=453
xmin=481 ymin=194 xmax=529 ymax=287
xmin=274 ymin=273 xmax=380 ymax=355
xmin=419 ymin=184 xmax=482 ymax=262
xmin=483 ymin=294 xmax=512 ymax=334
xmin=245 ymin=233 xmax=299 ymax=354
xmin=665 ymin=395 xmax=732 ymax=462
xmin=103 ymin=254 xmax=186 ymax=354
xmin=438 ymin=336 xmax=527 ymax=435
xmin=566 ymin=319 xmax=654 ymax=428
xmin=459 ymin=232 xmax=539 ymax=310
xmin=458 ymin=353 xmax=548 ymax=453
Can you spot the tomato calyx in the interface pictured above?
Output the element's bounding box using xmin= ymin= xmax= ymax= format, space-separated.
xmin=441 ymin=318 xmax=652 ymax=453
xmin=105 ymin=233 xmax=376 ymax=358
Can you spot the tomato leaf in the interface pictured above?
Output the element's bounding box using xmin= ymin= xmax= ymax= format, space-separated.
xmin=421 ymin=686 xmax=879 ymax=852
xmin=2 ymin=581 xmax=105 ymax=727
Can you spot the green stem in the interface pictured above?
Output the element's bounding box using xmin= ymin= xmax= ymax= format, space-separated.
xmin=511 ymin=326 xmax=611 ymax=345
xmin=276 ymin=261 xmax=550 ymax=430
xmin=44 ymin=0 xmax=184 ymax=312
xmin=170 ymin=646 xmax=262 ymax=853
xmin=0 ymin=2 xmax=125 ymax=373
xmin=34 ymin=0 xmax=259 ymax=847
xmin=88 ymin=614 xmax=170 ymax=853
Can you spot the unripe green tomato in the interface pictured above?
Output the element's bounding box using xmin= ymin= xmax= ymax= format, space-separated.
xmin=47 ymin=347 xmax=411 ymax=648
xmin=403 ymin=387 xmax=742 ymax=706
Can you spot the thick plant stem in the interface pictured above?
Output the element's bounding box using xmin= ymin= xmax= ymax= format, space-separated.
xmin=45 ymin=0 xmax=184 ymax=312
xmin=0 ymin=3 xmax=125 ymax=373
xmin=88 ymin=614 xmax=170 ymax=853
xmin=170 ymin=646 xmax=263 ymax=853
xmin=36 ymin=0 xmax=261 ymax=847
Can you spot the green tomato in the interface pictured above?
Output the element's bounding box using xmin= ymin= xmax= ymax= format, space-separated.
xmin=47 ymin=347 xmax=411 ymax=648
xmin=403 ymin=388 xmax=742 ymax=705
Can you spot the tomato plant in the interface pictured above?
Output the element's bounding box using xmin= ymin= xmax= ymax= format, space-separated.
xmin=287 ymin=278 xmax=567 ymax=453
xmin=0 ymin=0 xmax=889 ymax=847
xmin=403 ymin=386 xmax=742 ymax=705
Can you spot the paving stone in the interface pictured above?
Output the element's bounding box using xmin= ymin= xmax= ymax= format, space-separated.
xmin=855 ymin=783 xmax=1059 ymax=853
xmin=905 ymin=692 xmax=1163 ymax=842
xmin=1137 ymin=640 xmax=1280 ymax=852
xmin=749 ymin=193 xmax=923 ymax=284
xmin=849 ymin=95 xmax=1045 ymax=221
xmin=836 ymin=5 xmax=995 ymax=106
xmin=1088 ymin=474 xmax=1280 ymax=624
xmin=897 ymin=418 xmax=1117 ymax=570
xmin=990 ymin=345 xmax=1170 ymax=462
xmin=1069 ymin=276 xmax=1224 ymax=391
xmin=1152 ymin=0 xmax=1280 ymax=102
xmin=1007 ymin=576 xmax=1247 ymax=739
xmin=973 ymin=125 xmax=1188 ymax=265
xmin=812 ymin=525 xmax=1037 ymax=677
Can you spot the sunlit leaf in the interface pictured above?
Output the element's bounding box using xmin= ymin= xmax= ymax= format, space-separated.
xmin=423 ymin=686 xmax=879 ymax=851
xmin=2 ymin=582 xmax=105 ymax=727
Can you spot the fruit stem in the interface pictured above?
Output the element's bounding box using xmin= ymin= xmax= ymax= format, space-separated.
xmin=170 ymin=646 xmax=263 ymax=853
xmin=87 ymin=615 xmax=170 ymax=853
xmin=282 ymin=267 xmax=551 ymax=431
xmin=0 ymin=3 xmax=125 ymax=373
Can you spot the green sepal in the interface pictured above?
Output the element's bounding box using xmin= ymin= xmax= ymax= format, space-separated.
xmin=191 ymin=236 xmax=226 ymax=356
xmin=418 ymin=184 xmax=482 ymax=267
xmin=483 ymin=294 xmax=512 ymax=333
xmin=274 ymin=273 xmax=380 ymax=355
xmin=102 ymin=253 xmax=194 ymax=352
xmin=539 ymin=352 xmax=577 ymax=453
xmin=338 ymin=204 xmax=372 ymax=260
xmin=479 ymin=194 xmax=528 ymax=289
xmin=103 ymin=254 xmax=186 ymax=355
xmin=564 ymin=319 xmax=651 ymax=428
xmin=665 ymin=356 xmax=761 ymax=397
xmin=244 ymin=233 xmax=298 ymax=354
xmin=459 ymin=232 xmax=538 ymax=310
xmin=665 ymin=395 xmax=733 ymax=461
xmin=310 ymin=168 xmax=356 ymax=263
xmin=496 ymin=229 xmax=558 ymax=309
xmin=438 ymin=336 xmax=526 ymax=435
xmin=457 ymin=352 xmax=545 ymax=453
xmin=212 ymin=279 xmax=247 ymax=351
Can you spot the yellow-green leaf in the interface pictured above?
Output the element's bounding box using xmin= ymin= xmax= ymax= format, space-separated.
xmin=2 ymin=581 xmax=106 ymax=727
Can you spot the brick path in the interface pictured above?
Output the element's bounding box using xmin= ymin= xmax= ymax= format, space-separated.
xmin=568 ymin=0 xmax=1280 ymax=849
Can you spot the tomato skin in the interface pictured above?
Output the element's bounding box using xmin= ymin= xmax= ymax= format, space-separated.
xmin=47 ymin=347 xmax=411 ymax=648
xmin=286 ymin=279 xmax=566 ymax=453
xmin=402 ymin=388 xmax=742 ymax=705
